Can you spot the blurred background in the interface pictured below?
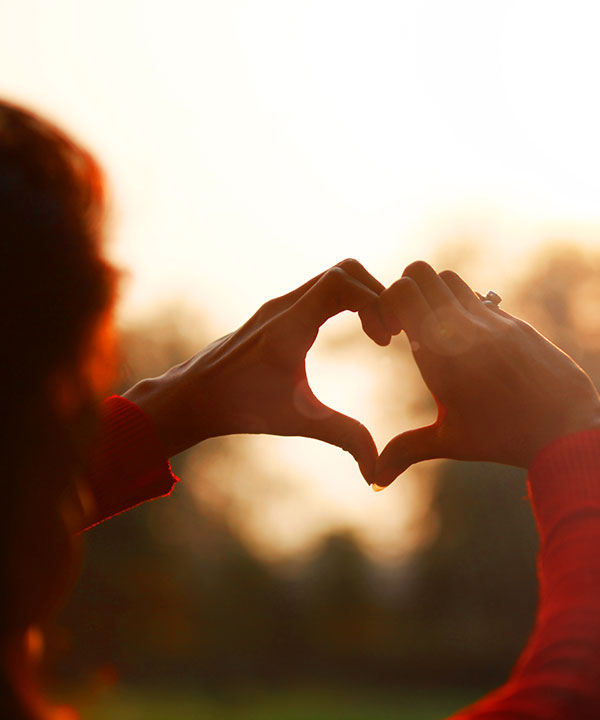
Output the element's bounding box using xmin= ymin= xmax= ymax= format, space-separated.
xmin=2 ymin=1 xmax=600 ymax=717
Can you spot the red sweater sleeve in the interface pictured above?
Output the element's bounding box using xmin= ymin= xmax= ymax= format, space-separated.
xmin=451 ymin=429 xmax=600 ymax=719
xmin=80 ymin=395 xmax=179 ymax=529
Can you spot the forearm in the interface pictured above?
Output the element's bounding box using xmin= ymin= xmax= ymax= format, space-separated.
xmin=451 ymin=430 xmax=600 ymax=719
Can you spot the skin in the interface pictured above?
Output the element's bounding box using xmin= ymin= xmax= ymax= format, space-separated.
xmin=13 ymin=257 xmax=597 ymax=719
xmin=124 ymin=259 xmax=391 ymax=485
xmin=124 ymin=258 xmax=600 ymax=491
xmin=375 ymin=261 xmax=600 ymax=487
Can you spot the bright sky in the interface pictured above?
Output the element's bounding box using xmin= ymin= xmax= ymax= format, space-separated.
xmin=2 ymin=0 xmax=600 ymax=558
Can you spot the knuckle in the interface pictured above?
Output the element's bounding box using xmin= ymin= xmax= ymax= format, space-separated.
xmin=336 ymin=257 xmax=363 ymax=274
xmin=252 ymin=303 xmax=269 ymax=325
xmin=254 ymin=296 xmax=283 ymax=323
xmin=388 ymin=275 xmax=417 ymax=298
xmin=487 ymin=315 xmax=516 ymax=340
xmin=318 ymin=267 xmax=350 ymax=311
xmin=513 ymin=317 xmax=536 ymax=334
xmin=439 ymin=269 xmax=460 ymax=283
xmin=258 ymin=297 xmax=277 ymax=314
xmin=324 ymin=266 xmax=348 ymax=285
xmin=402 ymin=260 xmax=435 ymax=281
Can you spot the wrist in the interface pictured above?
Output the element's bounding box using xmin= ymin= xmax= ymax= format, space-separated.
xmin=528 ymin=427 xmax=600 ymax=543
xmin=529 ymin=405 xmax=600 ymax=468
xmin=552 ymin=399 xmax=600 ymax=448
xmin=122 ymin=369 xmax=206 ymax=458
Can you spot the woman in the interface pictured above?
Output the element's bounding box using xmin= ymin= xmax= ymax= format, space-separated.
xmin=0 ymin=99 xmax=388 ymax=717
xmin=2 ymin=98 xmax=600 ymax=718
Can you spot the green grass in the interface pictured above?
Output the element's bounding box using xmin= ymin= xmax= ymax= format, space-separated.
xmin=71 ymin=685 xmax=482 ymax=720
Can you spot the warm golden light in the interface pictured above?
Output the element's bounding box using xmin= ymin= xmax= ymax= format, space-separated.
xmin=2 ymin=0 xmax=599 ymax=557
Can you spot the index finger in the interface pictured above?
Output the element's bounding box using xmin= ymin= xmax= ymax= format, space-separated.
xmin=403 ymin=261 xmax=465 ymax=312
xmin=334 ymin=259 xmax=390 ymax=345
xmin=288 ymin=266 xmax=381 ymax=333
xmin=270 ymin=259 xmax=390 ymax=345
xmin=378 ymin=276 xmax=431 ymax=343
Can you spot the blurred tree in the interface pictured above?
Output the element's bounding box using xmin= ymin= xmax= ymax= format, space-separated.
xmin=47 ymin=306 xmax=290 ymax=687
xmin=390 ymin=243 xmax=600 ymax=686
xmin=300 ymin=532 xmax=373 ymax=678
xmin=513 ymin=244 xmax=600 ymax=385
xmin=45 ymin=243 xmax=600 ymax=698
xmin=402 ymin=462 xmax=537 ymax=686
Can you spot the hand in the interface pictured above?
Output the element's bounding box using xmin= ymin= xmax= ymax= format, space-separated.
xmin=124 ymin=259 xmax=390 ymax=484
xmin=375 ymin=261 xmax=600 ymax=488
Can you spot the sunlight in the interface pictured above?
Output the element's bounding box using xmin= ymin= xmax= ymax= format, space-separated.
xmin=1 ymin=0 xmax=599 ymax=557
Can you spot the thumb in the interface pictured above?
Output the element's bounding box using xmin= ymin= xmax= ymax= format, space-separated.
xmin=375 ymin=424 xmax=443 ymax=489
xmin=304 ymin=404 xmax=378 ymax=486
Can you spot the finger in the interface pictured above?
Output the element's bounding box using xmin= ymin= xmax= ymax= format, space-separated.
xmin=258 ymin=260 xmax=390 ymax=345
xmin=378 ymin=277 xmax=430 ymax=342
xmin=442 ymin=274 xmax=514 ymax=328
xmin=305 ymin=404 xmax=378 ymax=485
xmin=257 ymin=270 xmax=328 ymax=320
xmin=288 ymin=266 xmax=380 ymax=335
xmin=263 ymin=259 xmax=383 ymax=319
xmin=277 ymin=257 xmax=384 ymax=310
xmin=403 ymin=261 xmax=463 ymax=312
xmin=335 ymin=258 xmax=385 ymax=294
xmin=374 ymin=424 xmax=443 ymax=489
xmin=335 ymin=259 xmax=390 ymax=346
xmin=358 ymin=298 xmax=392 ymax=346
xmin=477 ymin=294 xmax=515 ymax=322
xmin=439 ymin=270 xmax=485 ymax=315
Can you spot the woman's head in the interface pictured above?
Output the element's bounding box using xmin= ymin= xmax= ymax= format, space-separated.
xmin=0 ymin=100 xmax=117 ymax=650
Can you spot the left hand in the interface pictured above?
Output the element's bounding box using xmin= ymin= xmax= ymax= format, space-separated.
xmin=124 ymin=259 xmax=390 ymax=484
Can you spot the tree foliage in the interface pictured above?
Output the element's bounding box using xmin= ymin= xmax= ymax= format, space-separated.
xmin=46 ymin=245 xmax=600 ymax=692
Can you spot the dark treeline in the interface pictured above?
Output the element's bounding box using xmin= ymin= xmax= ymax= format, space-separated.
xmin=49 ymin=463 xmax=535 ymax=691
xmin=45 ymin=246 xmax=599 ymax=693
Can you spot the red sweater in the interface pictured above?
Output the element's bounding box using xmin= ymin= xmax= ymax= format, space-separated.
xmin=82 ymin=396 xmax=179 ymax=528
xmin=88 ymin=396 xmax=600 ymax=719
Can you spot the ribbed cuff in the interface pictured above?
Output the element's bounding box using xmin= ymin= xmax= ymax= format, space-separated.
xmin=83 ymin=395 xmax=179 ymax=528
xmin=528 ymin=429 xmax=600 ymax=543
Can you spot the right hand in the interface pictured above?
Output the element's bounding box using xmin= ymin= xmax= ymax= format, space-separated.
xmin=375 ymin=261 xmax=600 ymax=488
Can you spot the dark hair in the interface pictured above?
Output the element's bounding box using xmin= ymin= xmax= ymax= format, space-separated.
xmin=0 ymin=101 xmax=115 ymax=421
xmin=0 ymin=100 xmax=117 ymax=718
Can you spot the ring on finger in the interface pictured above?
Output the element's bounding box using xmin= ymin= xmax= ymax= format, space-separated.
xmin=479 ymin=290 xmax=502 ymax=309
